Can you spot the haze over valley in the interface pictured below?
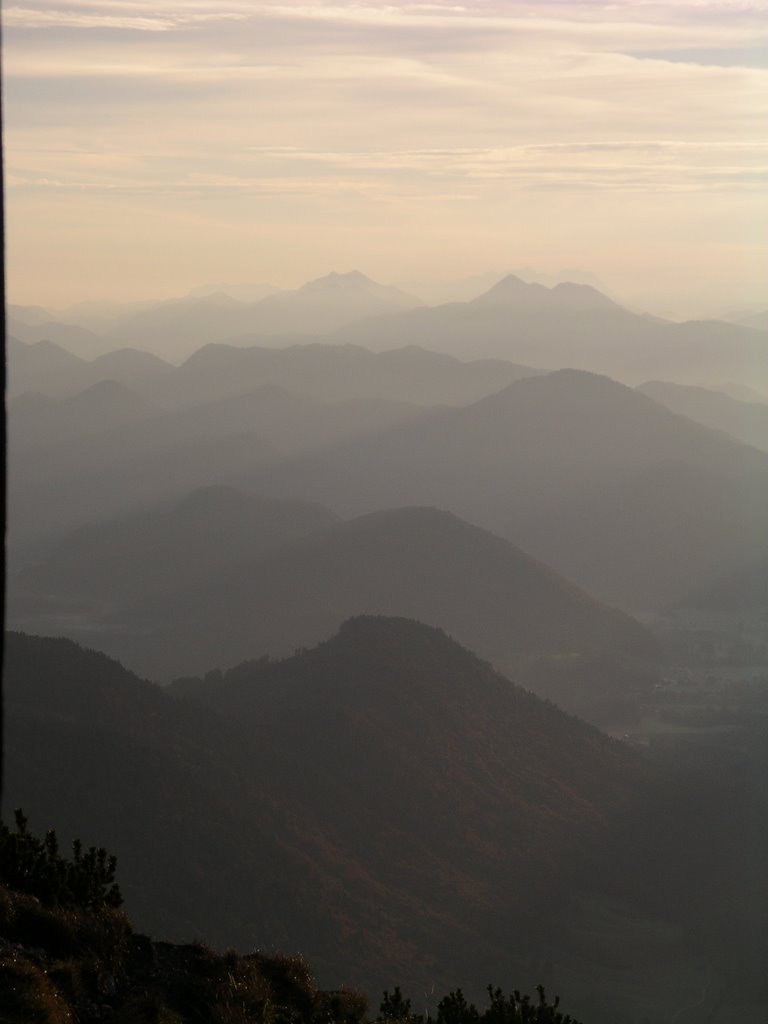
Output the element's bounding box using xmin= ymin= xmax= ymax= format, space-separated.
xmin=5 ymin=261 xmax=768 ymax=1022
xmin=3 ymin=2 xmax=767 ymax=1022
xmin=9 ymin=270 xmax=768 ymax=387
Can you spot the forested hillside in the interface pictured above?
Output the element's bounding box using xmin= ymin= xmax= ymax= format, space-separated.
xmin=4 ymin=627 xmax=766 ymax=1022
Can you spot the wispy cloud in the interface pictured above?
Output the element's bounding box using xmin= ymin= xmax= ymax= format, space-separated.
xmin=4 ymin=0 xmax=767 ymax=309
xmin=3 ymin=4 xmax=249 ymax=30
xmin=627 ymin=46 xmax=768 ymax=68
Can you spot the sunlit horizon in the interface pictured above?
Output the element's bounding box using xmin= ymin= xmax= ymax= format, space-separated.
xmin=3 ymin=0 xmax=767 ymax=319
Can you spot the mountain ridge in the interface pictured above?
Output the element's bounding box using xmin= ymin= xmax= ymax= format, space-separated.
xmin=247 ymin=369 xmax=768 ymax=611
xmin=332 ymin=286 xmax=768 ymax=389
xmin=2 ymin=621 xmax=648 ymax=995
xmin=637 ymin=378 xmax=768 ymax=452
xmin=8 ymin=502 xmax=655 ymax=702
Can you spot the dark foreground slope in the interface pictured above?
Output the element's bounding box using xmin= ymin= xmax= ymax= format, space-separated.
xmin=5 ymin=625 xmax=765 ymax=1022
xmin=0 ymin=880 xmax=369 ymax=1024
xmin=0 ymin=874 xmax=581 ymax=1024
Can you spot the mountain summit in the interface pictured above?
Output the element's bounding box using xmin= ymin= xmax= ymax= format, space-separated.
xmin=260 ymin=270 xmax=421 ymax=313
xmin=252 ymin=369 xmax=768 ymax=611
xmin=5 ymin=622 xmax=656 ymax=1000
xmin=470 ymin=275 xmax=620 ymax=312
xmin=89 ymin=272 xmax=424 ymax=358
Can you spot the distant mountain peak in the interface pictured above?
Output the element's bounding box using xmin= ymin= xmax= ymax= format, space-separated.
xmin=334 ymin=269 xmax=368 ymax=282
xmin=301 ymin=270 xmax=374 ymax=291
xmin=33 ymin=338 xmax=78 ymax=356
xmin=544 ymin=367 xmax=617 ymax=384
xmin=472 ymin=366 xmax=624 ymax=410
xmin=252 ymin=271 xmax=423 ymax=317
xmin=64 ymin=378 xmax=137 ymax=401
xmin=90 ymin=347 xmax=173 ymax=371
xmin=335 ymin=613 xmax=448 ymax=643
xmin=485 ymin=273 xmax=541 ymax=293
xmin=549 ymin=281 xmax=621 ymax=309
xmin=7 ymin=303 xmax=55 ymax=326
xmin=472 ymin=274 xmax=618 ymax=311
xmin=191 ymin=291 xmax=247 ymax=308
xmin=186 ymin=281 xmax=280 ymax=303
xmin=471 ymin=275 xmax=551 ymax=307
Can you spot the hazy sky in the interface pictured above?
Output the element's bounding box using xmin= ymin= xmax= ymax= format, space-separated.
xmin=4 ymin=0 xmax=767 ymax=316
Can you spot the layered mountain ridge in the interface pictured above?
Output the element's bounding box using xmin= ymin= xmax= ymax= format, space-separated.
xmin=8 ymin=502 xmax=653 ymax=690
xmin=249 ymin=369 xmax=768 ymax=611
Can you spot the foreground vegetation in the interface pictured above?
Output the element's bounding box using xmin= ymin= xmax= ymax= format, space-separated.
xmin=0 ymin=814 xmax=580 ymax=1024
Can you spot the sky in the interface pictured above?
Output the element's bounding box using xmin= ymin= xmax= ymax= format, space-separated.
xmin=3 ymin=0 xmax=767 ymax=317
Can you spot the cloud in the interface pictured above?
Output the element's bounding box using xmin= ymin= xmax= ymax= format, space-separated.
xmin=4 ymin=7 xmax=172 ymax=29
xmin=4 ymin=0 xmax=767 ymax=309
xmin=239 ymin=141 xmax=768 ymax=192
xmin=626 ymin=46 xmax=768 ymax=68
xmin=8 ymin=136 xmax=765 ymax=202
xmin=4 ymin=3 xmax=251 ymax=30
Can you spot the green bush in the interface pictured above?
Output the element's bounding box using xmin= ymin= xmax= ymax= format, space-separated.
xmin=0 ymin=809 xmax=123 ymax=910
xmin=378 ymin=985 xmax=581 ymax=1024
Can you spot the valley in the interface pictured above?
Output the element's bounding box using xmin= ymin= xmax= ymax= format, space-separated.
xmin=4 ymin=275 xmax=768 ymax=1021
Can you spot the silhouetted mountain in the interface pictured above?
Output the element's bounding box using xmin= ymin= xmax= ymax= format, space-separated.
xmin=9 ymin=380 xmax=159 ymax=451
xmin=6 ymin=302 xmax=56 ymax=325
xmin=7 ymin=314 xmax=106 ymax=359
xmin=7 ymin=336 xmax=174 ymax=400
xmin=410 ymin=270 xmax=509 ymax=305
xmin=510 ymin=266 xmax=616 ymax=295
xmin=638 ymin=379 xmax=768 ymax=452
xmin=49 ymin=296 xmax=162 ymax=333
xmin=471 ymin=275 xmax=619 ymax=312
xmin=100 ymin=293 xmax=257 ymax=360
xmin=333 ymin=280 xmax=768 ymax=390
xmin=187 ymin=280 xmax=281 ymax=302
xmin=99 ymin=271 xmax=422 ymax=359
xmin=2 ymin=631 xmax=298 ymax=952
xmin=14 ymin=384 xmax=427 ymax=470
xmin=258 ymin=270 xmax=420 ymax=320
xmin=7 ymin=385 xmax=429 ymax=550
xmin=250 ymin=370 xmax=768 ymax=611
xmin=0 ymin=626 xmax=651 ymax=1006
xmin=8 ymin=333 xmax=542 ymax=411
xmin=8 ymin=424 xmax=276 ymax=557
xmin=12 ymin=506 xmax=653 ymax=694
xmin=408 ymin=269 xmax=616 ymax=306
xmin=6 ymin=624 xmax=762 ymax=1020
xmin=169 ymin=342 xmax=541 ymax=408
xmin=719 ymin=381 xmax=768 ymax=404
xmin=86 ymin=347 xmax=174 ymax=391
xmin=9 ymin=486 xmax=337 ymax=622
xmin=7 ymin=336 xmax=88 ymax=397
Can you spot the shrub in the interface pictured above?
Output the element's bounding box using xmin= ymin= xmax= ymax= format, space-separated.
xmin=0 ymin=809 xmax=123 ymax=910
xmin=378 ymin=985 xmax=581 ymax=1024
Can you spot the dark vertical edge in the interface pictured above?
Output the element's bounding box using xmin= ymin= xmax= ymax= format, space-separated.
xmin=1 ymin=10 xmax=6 ymax=813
